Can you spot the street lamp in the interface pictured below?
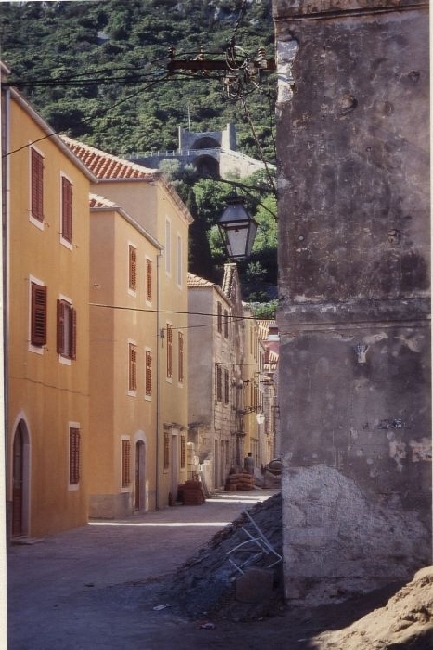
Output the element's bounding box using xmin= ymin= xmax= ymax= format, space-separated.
xmin=217 ymin=194 xmax=258 ymax=260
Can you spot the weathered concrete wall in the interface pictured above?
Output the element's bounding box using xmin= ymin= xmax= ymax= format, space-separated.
xmin=274 ymin=0 xmax=431 ymax=603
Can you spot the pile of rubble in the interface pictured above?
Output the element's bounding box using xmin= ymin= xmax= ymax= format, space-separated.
xmin=163 ymin=491 xmax=283 ymax=621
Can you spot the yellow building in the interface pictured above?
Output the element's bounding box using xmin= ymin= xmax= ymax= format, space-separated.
xmin=3 ymin=84 xmax=94 ymax=537
xmin=88 ymin=194 xmax=162 ymax=517
xmin=62 ymin=138 xmax=192 ymax=510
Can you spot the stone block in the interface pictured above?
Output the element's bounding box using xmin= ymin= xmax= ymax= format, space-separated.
xmin=235 ymin=567 xmax=274 ymax=604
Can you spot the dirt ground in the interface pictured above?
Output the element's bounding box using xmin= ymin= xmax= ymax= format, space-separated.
xmin=8 ymin=490 xmax=433 ymax=650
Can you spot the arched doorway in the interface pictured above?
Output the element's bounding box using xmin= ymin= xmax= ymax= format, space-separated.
xmin=194 ymin=154 xmax=219 ymax=178
xmin=134 ymin=440 xmax=146 ymax=511
xmin=12 ymin=420 xmax=30 ymax=537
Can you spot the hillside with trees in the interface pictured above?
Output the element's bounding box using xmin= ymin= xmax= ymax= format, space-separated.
xmin=1 ymin=0 xmax=278 ymax=311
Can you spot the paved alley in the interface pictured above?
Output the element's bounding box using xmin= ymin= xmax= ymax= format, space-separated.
xmin=8 ymin=490 xmax=282 ymax=650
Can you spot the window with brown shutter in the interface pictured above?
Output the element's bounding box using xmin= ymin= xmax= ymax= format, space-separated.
xmin=69 ymin=427 xmax=80 ymax=485
xmin=57 ymin=299 xmax=76 ymax=359
xmin=129 ymin=343 xmax=137 ymax=392
xmin=178 ymin=331 xmax=184 ymax=383
xmin=146 ymin=259 xmax=152 ymax=302
xmin=121 ymin=439 xmax=131 ymax=486
xmin=31 ymin=283 xmax=47 ymax=346
xmin=129 ymin=245 xmax=137 ymax=291
xmin=61 ymin=176 xmax=72 ymax=242
xmin=145 ymin=349 xmax=152 ymax=396
xmin=180 ymin=435 xmax=186 ymax=469
xmin=224 ymin=369 xmax=230 ymax=404
xmin=166 ymin=324 xmax=173 ymax=379
xmin=31 ymin=148 xmax=44 ymax=222
xmin=216 ymin=365 xmax=222 ymax=402
xmin=163 ymin=432 xmax=170 ymax=469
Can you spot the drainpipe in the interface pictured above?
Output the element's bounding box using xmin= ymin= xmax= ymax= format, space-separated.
xmin=155 ymin=252 xmax=162 ymax=510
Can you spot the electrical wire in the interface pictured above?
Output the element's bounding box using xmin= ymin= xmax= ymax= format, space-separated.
xmin=89 ymin=302 xmax=269 ymax=324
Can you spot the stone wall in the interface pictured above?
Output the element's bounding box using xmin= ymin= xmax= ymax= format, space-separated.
xmin=274 ymin=0 xmax=431 ymax=603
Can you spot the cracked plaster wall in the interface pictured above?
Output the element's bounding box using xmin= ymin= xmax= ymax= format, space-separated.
xmin=273 ymin=0 xmax=431 ymax=603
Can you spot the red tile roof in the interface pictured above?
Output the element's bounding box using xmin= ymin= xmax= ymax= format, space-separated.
xmin=61 ymin=136 xmax=157 ymax=181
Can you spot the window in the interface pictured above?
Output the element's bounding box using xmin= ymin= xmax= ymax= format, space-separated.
xmin=61 ymin=176 xmax=72 ymax=242
xmin=217 ymin=301 xmax=222 ymax=334
xmin=224 ymin=369 xmax=230 ymax=404
xmin=146 ymin=258 xmax=152 ymax=302
xmin=31 ymin=282 xmax=47 ymax=346
xmin=69 ymin=427 xmax=80 ymax=485
xmin=164 ymin=432 xmax=170 ymax=469
xmin=129 ymin=245 xmax=137 ymax=291
xmin=180 ymin=435 xmax=186 ymax=469
xmin=57 ymin=299 xmax=76 ymax=359
xmin=216 ymin=365 xmax=222 ymax=402
xmin=145 ymin=349 xmax=152 ymax=397
xmin=177 ymin=234 xmax=182 ymax=287
xmin=31 ymin=148 xmax=44 ymax=222
xmin=121 ymin=439 xmax=131 ymax=487
xmin=129 ymin=343 xmax=137 ymax=392
xmin=178 ymin=331 xmax=184 ymax=383
xmin=165 ymin=219 xmax=171 ymax=274
xmin=223 ymin=309 xmax=229 ymax=338
xmin=166 ymin=324 xmax=173 ymax=379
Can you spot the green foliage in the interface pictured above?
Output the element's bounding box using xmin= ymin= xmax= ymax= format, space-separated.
xmin=248 ymin=299 xmax=279 ymax=319
xmin=1 ymin=0 xmax=275 ymax=159
xmin=1 ymin=0 xmax=277 ymax=308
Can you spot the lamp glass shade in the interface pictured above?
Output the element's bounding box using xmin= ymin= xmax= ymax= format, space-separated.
xmin=218 ymin=197 xmax=258 ymax=260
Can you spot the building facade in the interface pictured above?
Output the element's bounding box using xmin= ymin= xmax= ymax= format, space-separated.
xmin=274 ymin=0 xmax=431 ymax=602
xmin=87 ymin=194 xmax=162 ymax=517
xmin=62 ymin=137 xmax=192 ymax=511
xmin=187 ymin=272 xmax=235 ymax=490
xmin=3 ymin=84 xmax=94 ymax=536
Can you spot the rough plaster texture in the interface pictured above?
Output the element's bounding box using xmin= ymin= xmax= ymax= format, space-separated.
xmin=274 ymin=0 xmax=431 ymax=602
xmin=282 ymin=465 xmax=430 ymax=604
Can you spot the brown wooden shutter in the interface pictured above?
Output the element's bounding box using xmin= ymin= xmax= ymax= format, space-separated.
xmin=31 ymin=149 xmax=44 ymax=222
xmin=69 ymin=427 xmax=80 ymax=484
xmin=178 ymin=331 xmax=184 ymax=383
xmin=146 ymin=259 xmax=152 ymax=302
xmin=163 ymin=432 xmax=170 ymax=469
xmin=31 ymin=283 xmax=47 ymax=346
xmin=224 ymin=369 xmax=230 ymax=404
xmin=216 ymin=365 xmax=222 ymax=401
xmin=180 ymin=435 xmax=186 ymax=469
xmin=61 ymin=176 xmax=72 ymax=242
xmin=57 ymin=299 xmax=65 ymax=354
xmin=145 ymin=350 xmax=152 ymax=396
xmin=71 ymin=308 xmax=77 ymax=360
xmin=129 ymin=343 xmax=137 ymax=391
xmin=122 ymin=440 xmax=131 ymax=486
xmin=129 ymin=245 xmax=137 ymax=290
xmin=166 ymin=325 xmax=173 ymax=378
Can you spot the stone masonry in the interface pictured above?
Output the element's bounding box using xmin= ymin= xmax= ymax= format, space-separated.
xmin=273 ymin=0 xmax=431 ymax=603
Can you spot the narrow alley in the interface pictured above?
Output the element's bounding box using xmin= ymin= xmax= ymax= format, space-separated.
xmin=8 ymin=490 xmax=289 ymax=650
